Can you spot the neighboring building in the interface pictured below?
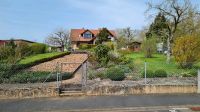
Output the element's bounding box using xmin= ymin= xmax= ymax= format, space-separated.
xmin=0 ymin=40 xmax=7 ymax=46
xmin=129 ymin=41 xmax=142 ymax=52
xmin=48 ymin=45 xmax=63 ymax=52
xmin=70 ymin=28 xmax=117 ymax=49
xmin=10 ymin=39 xmax=35 ymax=45
xmin=157 ymin=42 xmax=164 ymax=53
xmin=0 ymin=39 xmax=35 ymax=46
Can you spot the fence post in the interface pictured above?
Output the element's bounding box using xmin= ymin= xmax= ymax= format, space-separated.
xmin=57 ymin=73 xmax=59 ymax=89
xmin=85 ymin=61 xmax=87 ymax=88
xmin=198 ymin=69 xmax=200 ymax=93
xmin=144 ymin=62 xmax=147 ymax=85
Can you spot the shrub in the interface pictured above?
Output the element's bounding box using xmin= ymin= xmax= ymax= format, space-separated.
xmin=30 ymin=43 xmax=46 ymax=54
xmin=105 ymin=66 xmax=125 ymax=81
xmin=173 ymin=35 xmax=200 ymax=68
xmin=79 ymin=44 xmax=89 ymax=49
xmin=142 ymin=70 xmax=154 ymax=78
xmin=15 ymin=42 xmax=31 ymax=58
xmin=141 ymin=37 xmax=156 ymax=58
xmin=118 ymin=65 xmax=132 ymax=73
xmin=114 ymin=55 xmax=132 ymax=65
xmin=108 ymin=51 xmax=120 ymax=63
xmin=181 ymin=70 xmax=198 ymax=77
xmin=0 ymin=64 xmax=17 ymax=79
xmin=118 ymin=49 xmax=132 ymax=55
xmin=104 ymin=42 xmax=115 ymax=50
xmin=0 ymin=46 xmax=14 ymax=61
xmin=94 ymin=44 xmax=110 ymax=66
xmin=9 ymin=71 xmax=50 ymax=83
xmin=8 ymin=71 xmax=73 ymax=83
xmin=154 ymin=69 xmax=167 ymax=77
xmin=79 ymin=44 xmax=96 ymax=50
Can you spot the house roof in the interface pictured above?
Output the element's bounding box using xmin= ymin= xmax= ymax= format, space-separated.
xmin=70 ymin=28 xmax=117 ymax=42
xmin=0 ymin=40 xmax=7 ymax=45
xmin=1 ymin=39 xmax=36 ymax=43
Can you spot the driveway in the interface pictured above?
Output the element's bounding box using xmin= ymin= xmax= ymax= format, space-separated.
xmin=0 ymin=94 xmax=200 ymax=112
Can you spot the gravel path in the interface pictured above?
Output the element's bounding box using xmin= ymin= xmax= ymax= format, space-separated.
xmin=28 ymin=53 xmax=88 ymax=72
xmin=28 ymin=53 xmax=88 ymax=84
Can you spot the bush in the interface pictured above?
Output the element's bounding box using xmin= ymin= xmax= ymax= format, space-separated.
xmin=105 ymin=66 xmax=125 ymax=81
xmin=118 ymin=65 xmax=132 ymax=73
xmin=0 ymin=46 xmax=14 ymax=61
xmin=104 ymin=42 xmax=115 ymax=50
xmin=15 ymin=42 xmax=31 ymax=58
xmin=154 ymin=69 xmax=167 ymax=77
xmin=61 ymin=72 xmax=74 ymax=80
xmin=9 ymin=71 xmax=50 ymax=83
xmin=173 ymin=35 xmax=200 ymax=68
xmin=141 ymin=37 xmax=156 ymax=58
xmin=79 ymin=44 xmax=96 ymax=50
xmin=117 ymin=55 xmax=132 ymax=64
xmin=88 ymin=69 xmax=106 ymax=80
xmin=118 ymin=49 xmax=132 ymax=55
xmin=8 ymin=71 xmax=73 ymax=83
xmin=94 ymin=44 xmax=110 ymax=66
xmin=79 ymin=44 xmax=89 ymax=49
xmin=30 ymin=43 xmax=46 ymax=54
xmin=142 ymin=70 xmax=154 ymax=78
xmin=181 ymin=70 xmax=198 ymax=77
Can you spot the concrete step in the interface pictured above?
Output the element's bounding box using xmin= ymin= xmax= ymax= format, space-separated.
xmin=60 ymin=88 xmax=82 ymax=91
xmin=59 ymin=91 xmax=84 ymax=96
xmin=60 ymin=84 xmax=82 ymax=88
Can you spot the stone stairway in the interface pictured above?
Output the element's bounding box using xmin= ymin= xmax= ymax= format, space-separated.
xmin=59 ymin=84 xmax=85 ymax=96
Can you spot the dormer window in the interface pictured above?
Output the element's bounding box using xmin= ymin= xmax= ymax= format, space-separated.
xmin=83 ymin=31 xmax=92 ymax=38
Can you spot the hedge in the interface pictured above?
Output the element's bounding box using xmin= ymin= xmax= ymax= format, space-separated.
xmin=30 ymin=43 xmax=46 ymax=54
xmin=17 ymin=52 xmax=70 ymax=69
xmin=6 ymin=71 xmax=73 ymax=83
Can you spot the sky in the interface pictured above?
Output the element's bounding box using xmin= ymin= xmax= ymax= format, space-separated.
xmin=0 ymin=0 xmax=199 ymax=42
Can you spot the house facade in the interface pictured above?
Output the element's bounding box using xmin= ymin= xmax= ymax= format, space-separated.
xmin=70 ymin=28 xmax=117 ymax=49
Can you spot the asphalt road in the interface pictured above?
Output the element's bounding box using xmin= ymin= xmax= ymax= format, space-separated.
xmin=0 ymin=94 xmax=200 ymax=112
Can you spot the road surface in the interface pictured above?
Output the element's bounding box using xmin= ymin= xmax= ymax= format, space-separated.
xmin=0 ymin=94 xmax=200 ymax=112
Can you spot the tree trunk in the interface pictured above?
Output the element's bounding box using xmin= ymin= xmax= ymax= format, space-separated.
xmin=166 ymin=35 xmax=172 ymax=63
xmin=61 ymin=45 xmax=64 ymax=52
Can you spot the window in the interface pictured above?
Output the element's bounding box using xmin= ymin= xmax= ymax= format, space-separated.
xmin=83 ymin=31 xmax=92 ymax=38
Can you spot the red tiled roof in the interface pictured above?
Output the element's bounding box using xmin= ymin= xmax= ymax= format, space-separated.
xmin=0 ymin=40 xmax=7 ymax=45
xmin=70 ymin=29 xmax=117 ymax=42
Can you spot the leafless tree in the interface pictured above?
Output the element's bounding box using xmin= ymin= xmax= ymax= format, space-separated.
xmin=146 ymin=0 xmax=199 ymax=63
xmin=45 ymin=29 xmax=70 ymax=52
xmin=116 ymin=27 xmax=136 ymax=48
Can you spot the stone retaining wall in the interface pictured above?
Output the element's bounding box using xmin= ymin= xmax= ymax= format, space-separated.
xmin=86 ymin=85 xmax=197 ymax=95
xmin=0 ymin=83 xmax=58 ymax=99
xmin=0 ymin=83 xmax=198 ymax=99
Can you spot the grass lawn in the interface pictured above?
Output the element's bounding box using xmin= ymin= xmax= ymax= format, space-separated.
xmin=126 ymin=52 xmax=200 ymax=76
xmin=19 ymin=52 xmax=68 ymax=65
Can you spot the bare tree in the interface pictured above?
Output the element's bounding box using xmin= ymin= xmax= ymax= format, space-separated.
xmin=146 ymin=0 xmax=199 ymax=63
xmin=116 ymin=27 xmax=136 ymax=48
xmin=45 ymin=29 xmax=70 ymax=52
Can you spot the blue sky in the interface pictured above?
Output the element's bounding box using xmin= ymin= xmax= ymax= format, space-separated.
xmin=0 ymin=0 xmax=199 ymax=42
